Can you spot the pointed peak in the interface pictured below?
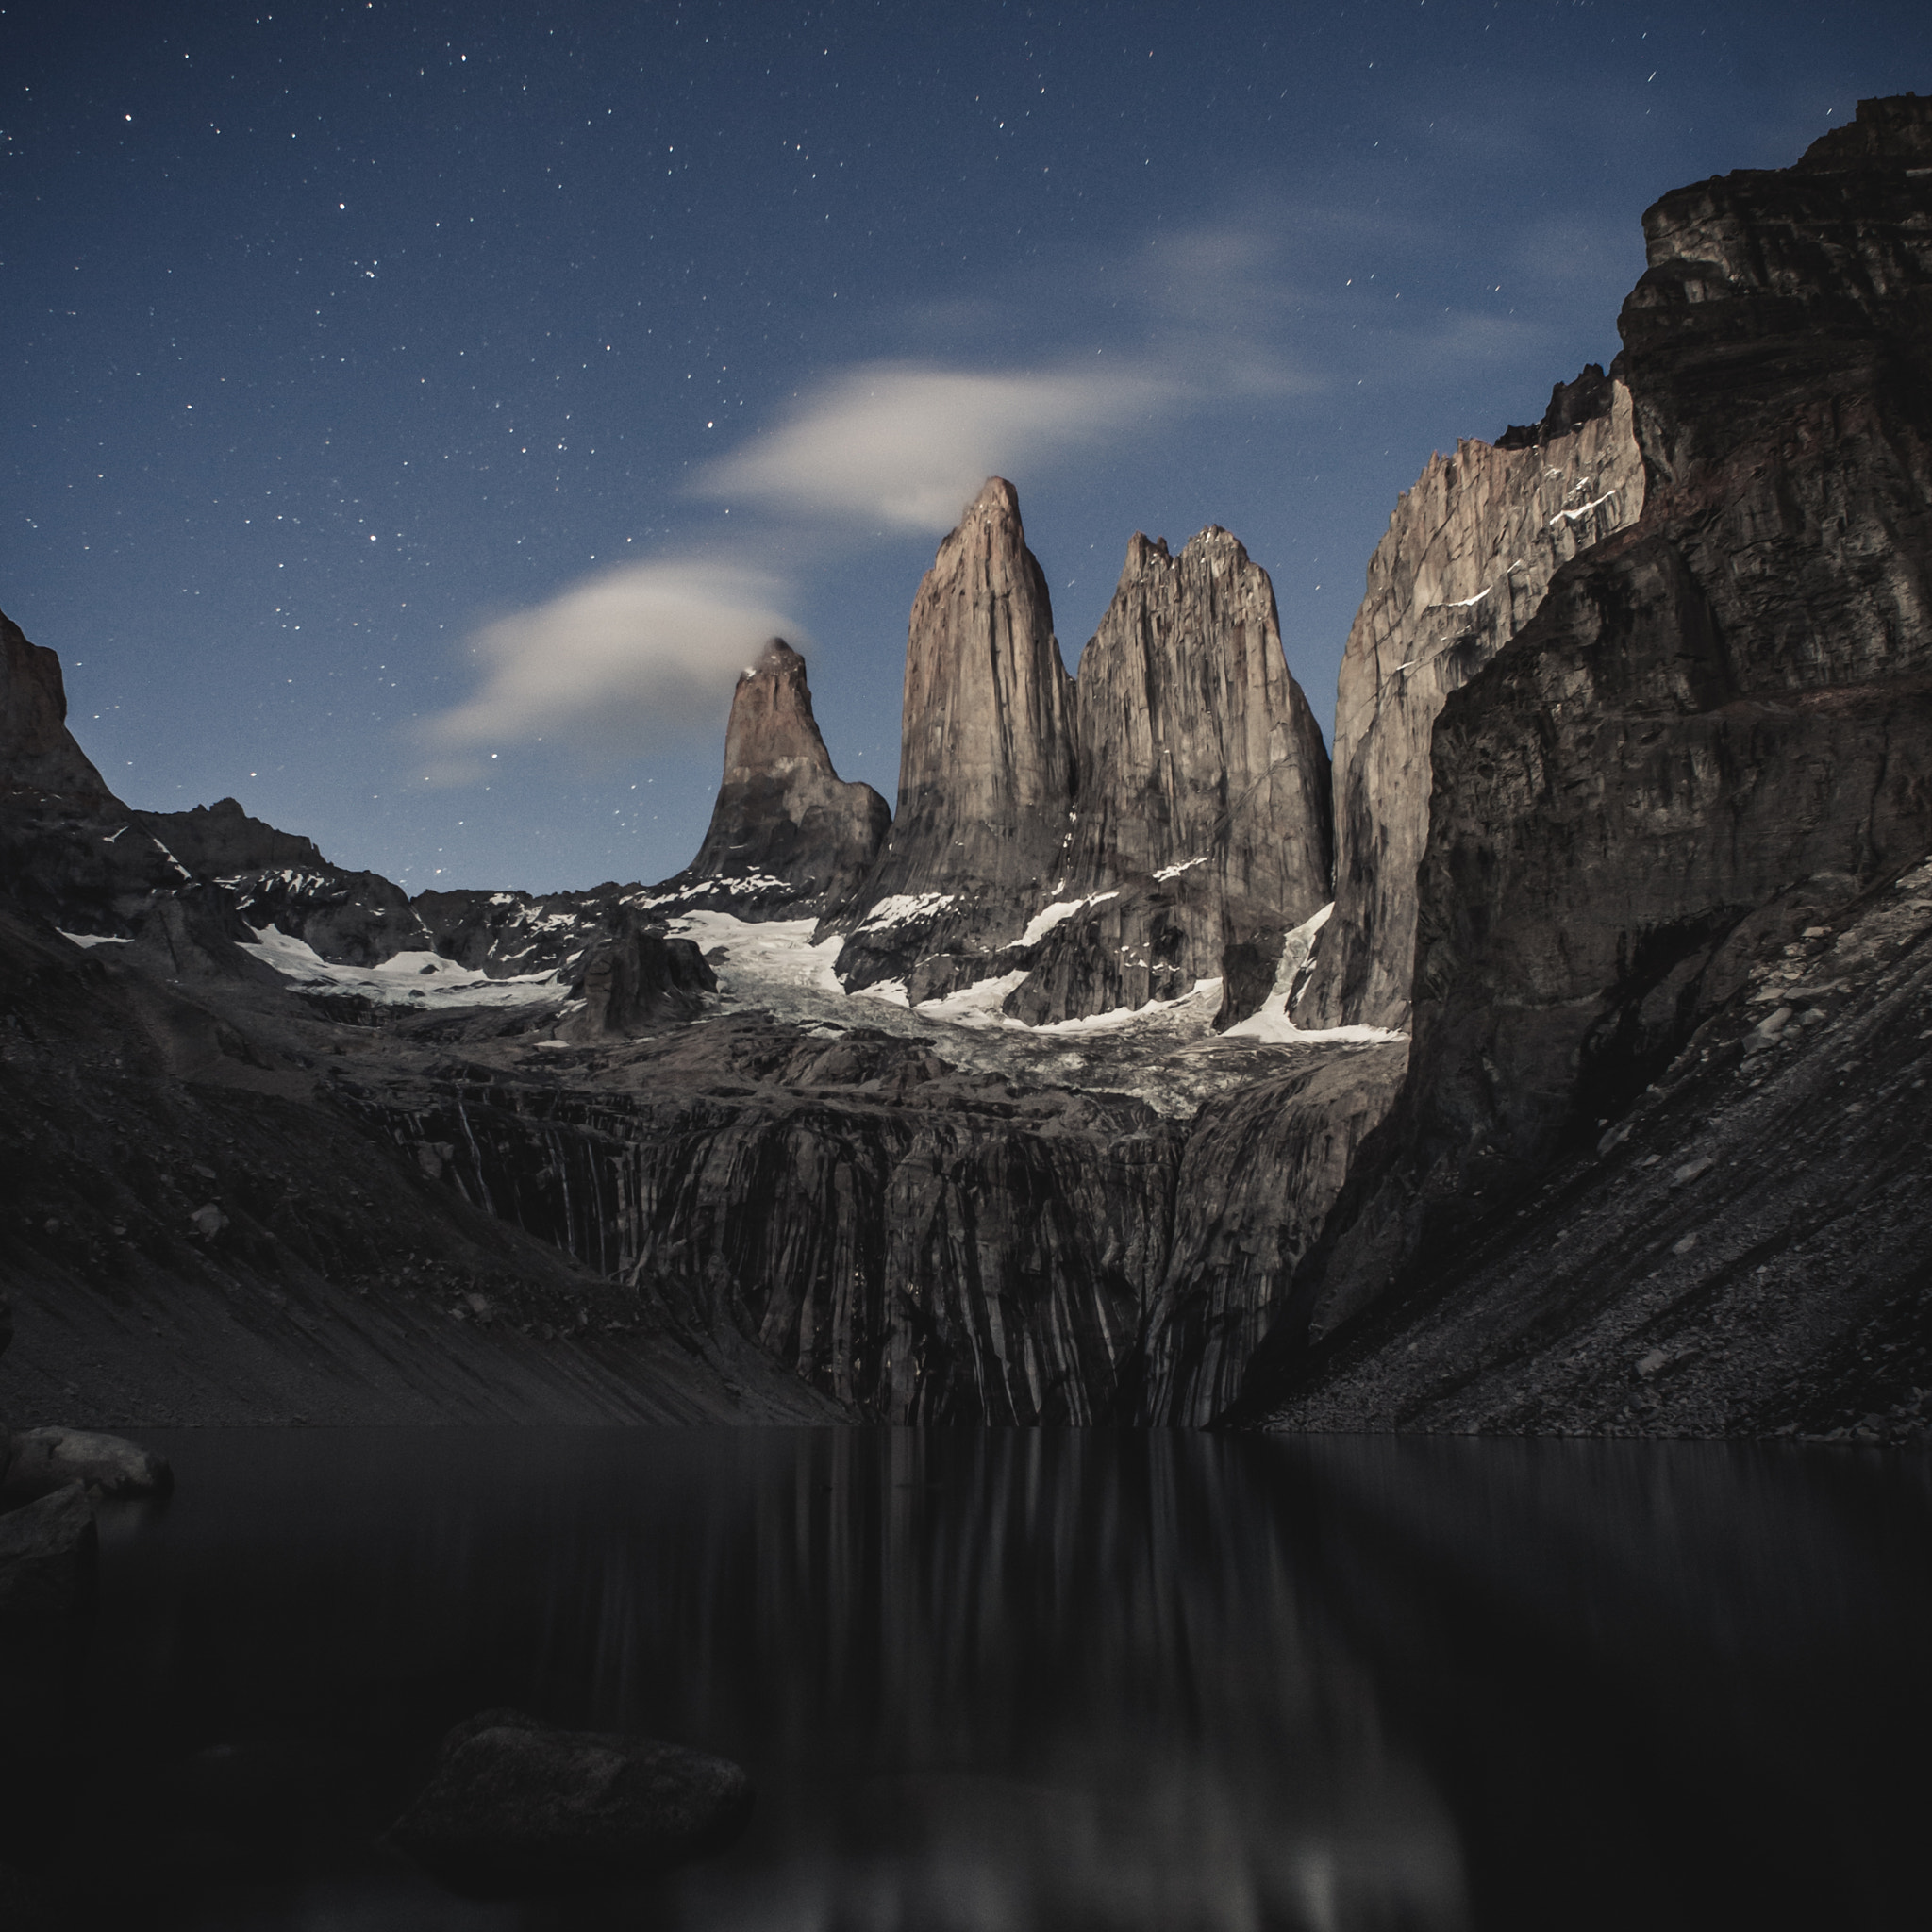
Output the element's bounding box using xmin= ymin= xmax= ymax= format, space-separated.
xmin=741 ymin=637 xmax=806 ymax=682
xmin=969 ymin=476 xmax=1022 ymax=519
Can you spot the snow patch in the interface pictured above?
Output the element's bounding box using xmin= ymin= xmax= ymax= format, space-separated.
xmin=1549 ymin=489 xmax=1621 ymax=527
xmin=1152 ymin=856 xmax=1210 ymax=882
xmin=1447 ymin=586 xmax=1491 ymax=609
xmin=58 ymin=930 xmax=130 ymax=949
xmin=239 ymin=924 xmax=566 ymax=1008
xmin=1218 ymin=903 xmax=1407 ymax=1044
xmin=913 ymin=970 xmax=1030 ymax=1027
xmin=1020 ymin=891 xmax=1119 ymax=946
xmin=856 ymin=892 xmax=957 ymax=935
xmin=1030 ymin=978 xmax=1225 ymax=1036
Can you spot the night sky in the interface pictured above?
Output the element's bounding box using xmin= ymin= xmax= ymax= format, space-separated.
xmin=7 ymin=3 xmax=1925 ymax=893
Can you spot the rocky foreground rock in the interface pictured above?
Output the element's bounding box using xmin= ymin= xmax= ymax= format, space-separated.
xmin=386 ymin=1708 xmax=753 ymax=1896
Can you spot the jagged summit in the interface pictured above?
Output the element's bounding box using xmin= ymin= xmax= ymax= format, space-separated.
xmin=1004 ymin=523 xmax=1331 ymax=1025
xmin=655 ymin=637 xmax=889 ymax=918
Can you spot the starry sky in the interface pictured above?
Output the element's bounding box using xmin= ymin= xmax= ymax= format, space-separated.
xmin=6 ymin=2 xmax=1926 ymax=893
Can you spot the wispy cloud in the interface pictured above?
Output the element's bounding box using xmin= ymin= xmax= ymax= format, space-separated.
xmin=423 ymin=558 xmax=798 ymax=770
xmin=694 ymin=359 xmax=1175 ymax=532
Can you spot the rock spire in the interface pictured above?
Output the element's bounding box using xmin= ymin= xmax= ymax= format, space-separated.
xmin=659 ymin=638 xmax=888 ymax=917
xmin=1005 ymin=526 xmax=1331 ymax=1024
xmin=831 ymin=477 xmax=1077 ymax=996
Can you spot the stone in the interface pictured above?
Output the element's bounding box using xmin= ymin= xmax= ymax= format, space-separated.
xmin=385 ymin=1707 xmax=753 ymax=1896
xmin=830 ymin=491 xmax=1331 ymax=1024
xmin=0 ymin=1481 xmax=96 ymax=1623
xmin=1 ymin=1427 xmax=173 ymax=1504
xmin=654 ymin=638 xmax=890 ymax=918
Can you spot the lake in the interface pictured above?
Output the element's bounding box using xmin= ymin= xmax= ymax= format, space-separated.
xmin=20 ymin=1428 xmax=1932 ymax=1929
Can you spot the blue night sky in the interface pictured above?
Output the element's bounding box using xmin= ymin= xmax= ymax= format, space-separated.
xmin=6 ymin=2 xmax=1925 ymax=892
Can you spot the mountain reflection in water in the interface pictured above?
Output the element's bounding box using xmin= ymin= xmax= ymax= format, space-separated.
xmin=56 ymin=1429 xmax=1932 ymax=1930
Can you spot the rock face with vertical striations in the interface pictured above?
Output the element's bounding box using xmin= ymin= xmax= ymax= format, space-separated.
xmin=829 ymin=479 xmax=1077 ymax=999
xmin=1252 ymin=92 xmax=1932 ymax=1402
xmin=653 ymin=639 xmax=889 ymax=920
xmin=1003 ymin=527 xmax=1332 ymax=1025
xmin=1300 ymin=371 xmax=1644 ymax=1032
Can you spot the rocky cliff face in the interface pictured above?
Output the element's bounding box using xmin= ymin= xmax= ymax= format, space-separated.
xmin=1004 ymin=527 xmax=1332 ymax=1025
xmin=832 ymin=479 xmax=1077 ymax=999
xmin=0 ymin=609 xmax=116 ymax=811
xmin=1256 ymin=93 xmax=1932 ymax=1408
xmin=353 ymin=1019 xmax=1184 ymax=1424
xmin=652 ymin=639 xmax=889 ymax=919
xmin=1301 ymin=372 xmax=1644 ymax=1031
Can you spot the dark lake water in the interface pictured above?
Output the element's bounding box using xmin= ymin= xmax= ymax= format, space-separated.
xmin=18 ymin=1428 xmax=1932 ymax=1930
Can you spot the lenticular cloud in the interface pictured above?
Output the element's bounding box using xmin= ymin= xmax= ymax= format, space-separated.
xmin=695 ymin=360 xmax=1174 ymax=532
xmin=425 ymin=559 xmax=798 ymax=767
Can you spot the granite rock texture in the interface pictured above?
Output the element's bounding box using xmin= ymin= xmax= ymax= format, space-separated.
xmin=1006 ymin=527 xmax=1331 ymax=1025
xmin=1254 ymin=92 xmax=1932 ymax=1408
xmin=655 ymin=639 xmax=889 ymax=919
xmin=831 ymin=479 xmax=1077 ymax=998
xmin=1302 ymin=374 xmax=1644 ymax=1031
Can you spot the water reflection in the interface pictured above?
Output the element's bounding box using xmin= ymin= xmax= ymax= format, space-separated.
xmin=44 ymin=1430 xmax=1932 ymax=1929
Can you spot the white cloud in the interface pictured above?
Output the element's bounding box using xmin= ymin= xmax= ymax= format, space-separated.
xmin=424 ymin=558 xmax=798 ymax=768
xmin=695 ymin=360 xmax=1175 ymax=532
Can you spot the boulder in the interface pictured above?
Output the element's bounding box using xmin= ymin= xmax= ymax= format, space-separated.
xmin=1 ymin=1427 xmax=173 ymax=1505
xmin=385 ymin=1707 xmax=753 ymax=1895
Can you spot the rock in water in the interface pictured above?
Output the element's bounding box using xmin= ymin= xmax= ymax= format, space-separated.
xmin=386 ymin=1708 xmax=753 ymax=1896
xmin=654 ymin=639 xmax=890 ymax=919
xmin=0 ymin=1482 xmax=96 ymax=1624
xmin=1006 ymin=526 xmax=1331 ymax=1025
xmin=1301 ymin=368 xmax=1644 ymax=1032
xmin=1 ymin=1427 xmax=173 ymax=1504
xmin=1266 ymin=93 xmax=1932 ymax=1383
xmin=831 ymin=477 xmax=1077 ymax=999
